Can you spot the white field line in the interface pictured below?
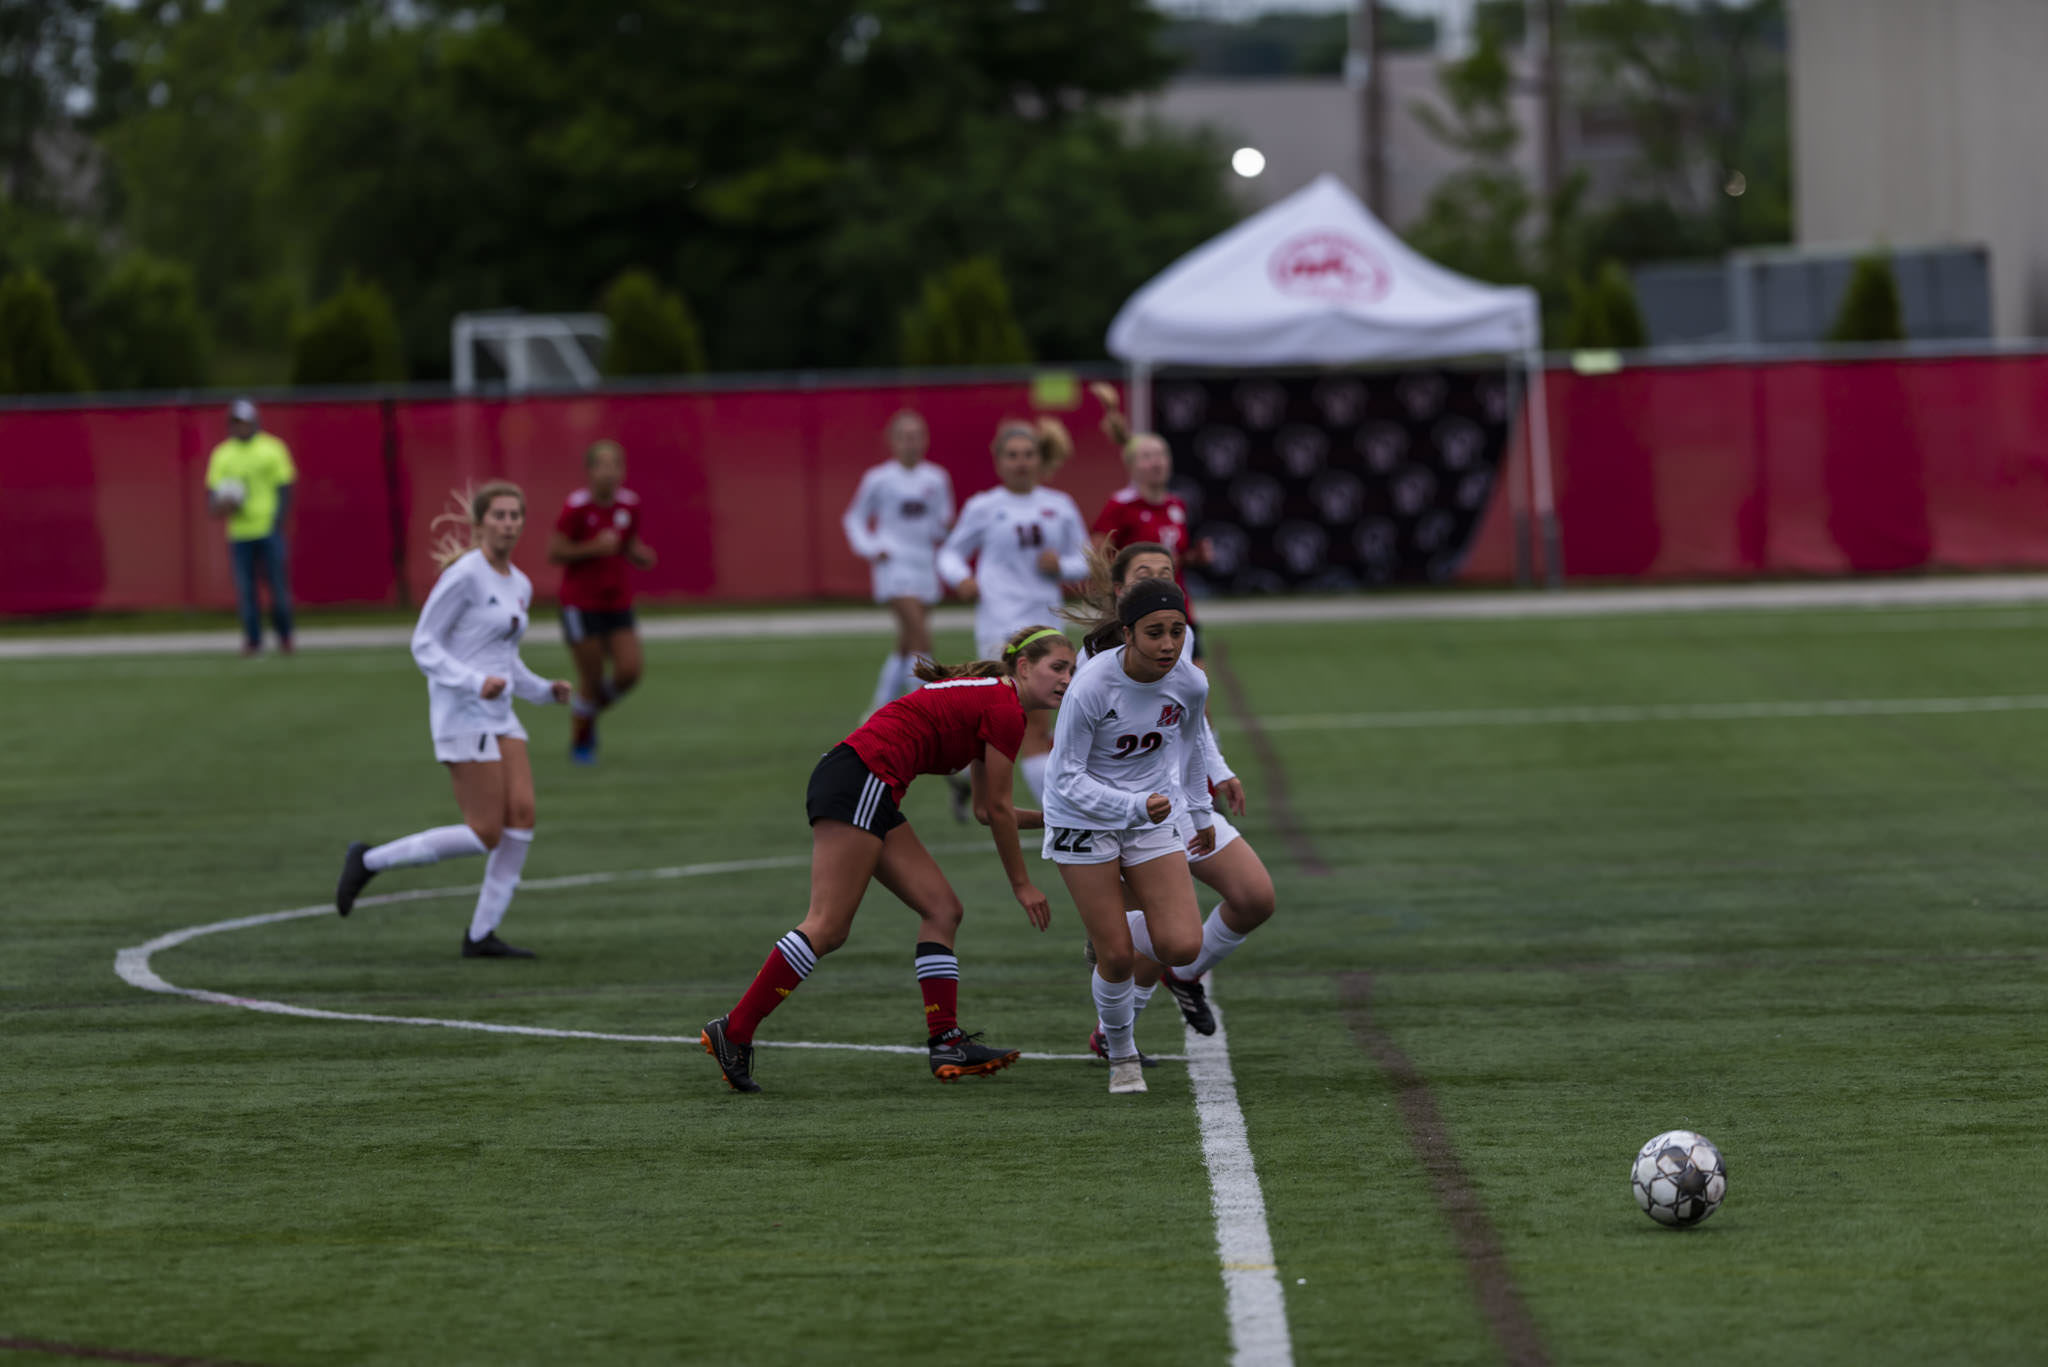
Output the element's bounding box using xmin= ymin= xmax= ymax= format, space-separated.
xmin=19 ymin=573 xmax=2048 ymax=659
xmin=1240 ymin=693 xmax=2048 ymax=733
xmin=110 ymin=852 xmax=1158 ymax=1062
xmin=1186 ymin=986 xmax=1293 ymax=1367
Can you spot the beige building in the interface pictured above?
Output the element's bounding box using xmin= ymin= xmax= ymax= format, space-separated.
xmin=1790 ymin=0 xmax=2048 ymax=337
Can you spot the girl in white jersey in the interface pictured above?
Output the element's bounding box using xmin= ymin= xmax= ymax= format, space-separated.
xmin=333 ymin=482 xmax=572 ymax=957
xmin=1043 ymin=576 xmax=1214 ymax=1095
xmin=843 ymin=410 xmax=955 ymax=714
xmin=1074 ymin=543 xmax=1276 ymax=1065
xmin=938 ymin=418 xmax=1090 ymax=801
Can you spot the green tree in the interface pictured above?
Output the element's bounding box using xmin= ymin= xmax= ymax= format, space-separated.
xmin=899 ymin=257 xmax=1033 ymax=367
xmin=0 ymin=268 xmax=91 ymax=394
xmin=1562 ymin=260 xmax=1648 ymax=348
xmin=291 ymin=276 xmax=405 ymax=385
xmin=81 ymin=253 xmax=212 ymax=391
xmin=1826 ymin=252 xmax=1906 ymax=344
xmin=0 ymin=0 xmax=96 ymax=205
xmin=1405 ymin=28 xmax=1533 ymax=286
xmin=601 ymin=269 xmax=705 ymax=376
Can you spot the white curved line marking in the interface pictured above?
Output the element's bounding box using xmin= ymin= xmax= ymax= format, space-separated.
xmin=111 ymin=853 xmax=1155 ymax=1061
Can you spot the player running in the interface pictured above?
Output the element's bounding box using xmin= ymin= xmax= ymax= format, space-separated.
xmin=1073 ymin=543 xmax=1275 ymax=1066
xmin=842 ymin=410 xmax=955 ymax=716
xmin=700 ymin=625 xmax=1077 ymax=1094
xmin=549 ymin=439 xmax=657 ymax=765
xmin=1042 ymin=577 xmax=1214 ymax=1095
xmin=937 ymin=418 xmax=1090 ymax=802
xmin=334 ymin=483 xmax=572 ymax=957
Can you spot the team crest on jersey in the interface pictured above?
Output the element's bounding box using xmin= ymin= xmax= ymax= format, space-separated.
xmin=1157 ymin=702 xmax=1184 ymax=727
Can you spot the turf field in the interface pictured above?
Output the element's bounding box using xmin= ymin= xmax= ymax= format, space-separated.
xmin=6 ymin=599 xmax=2048 ymax=1366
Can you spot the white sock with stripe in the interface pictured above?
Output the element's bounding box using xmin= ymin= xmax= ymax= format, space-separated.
xmin=364 ymin=824 xmax=488 ymax=872
xmin=468 ymin=828 xmax=532 ymax=940
xmin=1092 ymin=970 xmax=1138 ymax=1060
xmin=1183 ymin=905 xmax=1249 ymax=979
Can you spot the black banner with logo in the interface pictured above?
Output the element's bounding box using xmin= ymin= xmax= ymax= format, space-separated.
xmin=1156 ymin=370 xmax=1513 ymax=594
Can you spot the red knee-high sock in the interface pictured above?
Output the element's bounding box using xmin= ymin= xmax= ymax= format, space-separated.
xmin=727 ymin=930 xmax=817 ymax=1042
xmin=915 ymin=941 xmax=959 ymax=1039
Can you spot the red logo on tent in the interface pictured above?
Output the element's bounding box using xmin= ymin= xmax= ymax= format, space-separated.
xmin=1268 ymin=232 xmax=1391 ymax=301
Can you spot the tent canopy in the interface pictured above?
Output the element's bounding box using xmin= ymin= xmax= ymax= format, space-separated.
xmin=1107 ymin=174 xmax=1540 ymax=366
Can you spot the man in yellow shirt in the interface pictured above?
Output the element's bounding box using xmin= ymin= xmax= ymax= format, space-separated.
xmin=206 ymin=398 xmax=298 ymax=656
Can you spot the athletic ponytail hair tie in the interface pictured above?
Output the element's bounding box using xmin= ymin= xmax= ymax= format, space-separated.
xmin=1117 ymin=579 xmax=1187 ymax=628
xmin=1004 ymin=627 xmax=1068 ymax=658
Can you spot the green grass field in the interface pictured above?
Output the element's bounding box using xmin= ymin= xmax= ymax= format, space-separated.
xmin=6 ymin=601 xmax=2048 ymax=1366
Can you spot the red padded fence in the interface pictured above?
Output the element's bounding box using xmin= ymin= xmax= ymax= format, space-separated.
xmin=7 ymin=357 xmax=2048 ymax=617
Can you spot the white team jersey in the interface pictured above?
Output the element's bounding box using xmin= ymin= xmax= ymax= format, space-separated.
xmin=937 ymin=486 xmax=1090 ymax=651
xmin=842 ymin=460 xmax=954 ymax=565
xmin=1080 ymin=630 xmax=1235 ymax=792
xmin=411 ymin=549 xmax=555 ymax=740
xmin=1044 ymin=643 xmax=1213 ymax=832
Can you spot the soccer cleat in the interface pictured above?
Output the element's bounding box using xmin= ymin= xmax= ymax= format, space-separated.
xmin=1161 ymin=969 xmax=1216 ymax=1036
xmin=1107 ymin=1057 xmax=1148 ymax=1094
xmin=570 ymin=714 xmax=598 ymax=766
xmin=944 ymin=770 xmax=972 ymax=824
xmin=461 ymin=931 xmax=535 ymax=959
xmin=1089 ymin=1028 xmax=1159 ymax=1068
xmin=701 ymin=1016 xmax=761 ymax=1093
xmin=335 ymin=841 xmax=375 ymax=917
xmin=927 ymin=1027 xmax=1020 ymax=1081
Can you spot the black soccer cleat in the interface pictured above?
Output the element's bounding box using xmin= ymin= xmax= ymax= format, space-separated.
xmin=461 ymin=931 xmax=536 ymax=959
xmin=701 ymin=1016 xmax=762 ymax=1093
xmin=928 ymin=1027 xmax=1020 ymax=1081
xmin=336 ymin=841 xmax=375 ymax=917
xmin=1089 ymin=1027 xmax=1159 ymax=1068
xmin=1161 ymin=970 xmax=1216 ymax=1036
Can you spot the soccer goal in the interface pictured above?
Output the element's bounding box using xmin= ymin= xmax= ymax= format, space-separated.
xmin=451 ymin=311 xmax=609 ymax=393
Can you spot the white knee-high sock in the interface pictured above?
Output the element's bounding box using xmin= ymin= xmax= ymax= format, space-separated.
xmin=468 ymin=828 xmax=532 ymax=940
xmin=1101 ymin=981 xmax=1160 ymax=1036
xmin=1124 ymin=908 xmax=1158 ymax=964
xmin=1184 ymin=904 xmax=1249 ymax=979
xmin=1092 ymin=970 xmax=1138 ymax=1060
xmin=365 ymin=824 xmax=487 ymax=872
xmin=1020 ymin=753 xmax=1049 ymax=802
xmin=870 ymin=653 xmax=911 ymax=712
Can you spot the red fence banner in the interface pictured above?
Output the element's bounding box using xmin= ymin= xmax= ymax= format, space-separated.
xmin=7 ymin=356 xmax=2048 ymax=617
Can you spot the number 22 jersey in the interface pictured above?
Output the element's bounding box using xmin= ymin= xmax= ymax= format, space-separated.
xmin=1043 ymin=645 xmax=1212 ymax=832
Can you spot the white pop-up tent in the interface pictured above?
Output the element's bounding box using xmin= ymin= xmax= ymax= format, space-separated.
xmin=1106 ymin=173 xmax=1558 ymax=583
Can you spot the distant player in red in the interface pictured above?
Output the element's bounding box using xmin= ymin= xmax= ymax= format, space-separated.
xmin=700 ymin=625 xmax=1076 ymax=1094
xmin=1090 ymin=386 xmax=1211 ymax=653
xmin=548 ymin=440 xmax=656 ymax=764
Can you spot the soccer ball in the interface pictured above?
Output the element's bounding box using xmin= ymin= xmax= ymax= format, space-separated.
xmin=1630 ymin=1130 xmax=1726 ymax=1228
xmin=212 ymin=478 xmax=247 ymax=511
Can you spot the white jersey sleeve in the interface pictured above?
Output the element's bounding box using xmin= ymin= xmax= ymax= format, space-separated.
xmin=1176 ymin=663 xmax=1214 ymax=827
xmin=1199 ymin=721 xmax=1235 ymax=786
xmin=937 ymin=491 xmax=997 ymax=587
xmin=934 ymin=467 xmax=956 ymax=541
xmin=1048 ymin=491 xmax=1091 ymax=583
xmin=841 ymin=467 xmax=886 ymax=561
xmin=411 ymin=563 xmax=485 ymax=696
xmin=1045 ymin=658 xmax=1153 ymax=828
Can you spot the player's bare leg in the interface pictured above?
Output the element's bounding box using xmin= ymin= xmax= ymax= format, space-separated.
xmin=872 ymin=597 xmax=929 ymax=716
xmin=568 ymin=634 xmax=608 ymax=763
xmin=451 ymin=740 xmax=537 ymax=959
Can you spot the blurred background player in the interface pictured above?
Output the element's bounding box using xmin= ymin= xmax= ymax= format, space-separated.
xmin=1043 ymin=578 xmax=1214 ymax=1096
xmin=700 ymin=625 xmax=1075 ymax=1094
xmin=842 ymin=410 xmax=954 ymax=716
xmin=937 ymin=418 xmax=1090 ymax=803
xmin=204 ymin=397 xmax=297 ymax=657
xmin=1090 ymin=383 xmax=1212 ymax=659
xmin=334 ymin=482 xmax=572 ymax=957
xmin=1073 ymin=542 xmax=1274 ymax=1065
xmin=548 ymin=439 xmax=657 ymax=764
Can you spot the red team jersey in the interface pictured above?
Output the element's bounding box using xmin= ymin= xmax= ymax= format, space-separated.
xmin=555 ymin=488 xmax=641 ymax=612
xmin=845 ymin=676 xmax=1028 ymax=802
xmin=1091 ymin=488 xmax=1196 ymax=614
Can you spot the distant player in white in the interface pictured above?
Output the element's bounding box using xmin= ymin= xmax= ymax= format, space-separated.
xmin=1042 ymin=576 xmax=1213 ymax=1095
xmin=938 ymin=417 xmax=1090 ymax=801
xmin=1073 ymin=542 xmax=1276 ymax=1066
xmin=843 ymin=410 xmax=955 ymax=714
xmin=333 ymin=481 xmax=572 ymax=958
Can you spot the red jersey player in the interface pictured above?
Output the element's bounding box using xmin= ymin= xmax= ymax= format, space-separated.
xmin=547 ymin=439 xmax=656 ymax=764
xmin=700 ymin=625 xmax=1076 ymax=1094
xmin=1091 ymin=395 xmax=1211 ymax=655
